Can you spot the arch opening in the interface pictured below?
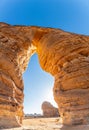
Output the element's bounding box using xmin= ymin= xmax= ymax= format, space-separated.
xmin=23 ymin=53 xmax=57 ymax=116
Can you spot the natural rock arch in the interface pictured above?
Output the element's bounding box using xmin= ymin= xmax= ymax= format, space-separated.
xmin=0 ymin=22 xmax=89 ymax=128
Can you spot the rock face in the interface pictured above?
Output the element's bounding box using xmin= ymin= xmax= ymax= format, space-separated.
xmin=42 ymin=101 xmax=59 ymax=117
xmin=0 ymin=22 xmax=89 ymax=128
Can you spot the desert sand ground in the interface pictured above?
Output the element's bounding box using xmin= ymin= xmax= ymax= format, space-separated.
xmin=3 ymin=117 xmax=89 ymax=130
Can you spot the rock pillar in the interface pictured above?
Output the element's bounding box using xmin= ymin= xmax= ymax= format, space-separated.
xmin=36 ymin=30 xmax=89 ymax=125
xmin=0 ymin=23 xmax=35 ymax=128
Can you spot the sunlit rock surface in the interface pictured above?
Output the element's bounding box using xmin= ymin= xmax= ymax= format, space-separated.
xmin=0 ymin=22 xmax=89 ymax=128
xmin=42 ymin=101 xmax=59 ymax=117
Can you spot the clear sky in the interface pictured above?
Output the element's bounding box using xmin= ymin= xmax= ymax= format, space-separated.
xmin=0 ymin=0 xmax=89 ymax=114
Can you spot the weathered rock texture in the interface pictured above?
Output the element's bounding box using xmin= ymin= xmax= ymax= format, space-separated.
xmin=42 ymin=101 xmax=59 ymax=117
xmin=0 ymin=22 xmax=89 ymax=128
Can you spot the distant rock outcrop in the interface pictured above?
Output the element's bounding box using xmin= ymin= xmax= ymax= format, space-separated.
xmin=42 ymin=101 xmax=59 ymax=117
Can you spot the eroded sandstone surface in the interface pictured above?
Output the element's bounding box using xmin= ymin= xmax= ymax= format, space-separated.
xmin=42 ymin=101 xmax=59 ymax=117
xmin=0 ymin=22 xmax=89 ymax=128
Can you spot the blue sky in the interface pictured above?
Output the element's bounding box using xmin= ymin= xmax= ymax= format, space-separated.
xmin=0 ymin=0 xmax=89 ymax=114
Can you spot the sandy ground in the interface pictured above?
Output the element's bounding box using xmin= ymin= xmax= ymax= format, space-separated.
xmin=3 ymin=117 xmax=89 ymax=130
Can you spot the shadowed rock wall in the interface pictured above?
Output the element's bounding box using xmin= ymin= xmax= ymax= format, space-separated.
xmin=0 ymin=22 xmax=89 ymax=128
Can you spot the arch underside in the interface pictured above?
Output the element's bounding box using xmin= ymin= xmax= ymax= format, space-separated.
xmin=0 ymin=22 xmax=89 ymax=128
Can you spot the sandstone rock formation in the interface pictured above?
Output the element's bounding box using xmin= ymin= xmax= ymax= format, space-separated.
xmin=0 ymin=22 xmax=89 ymax=128
xmin=42 ymin=101 xmax=59 ymax=117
